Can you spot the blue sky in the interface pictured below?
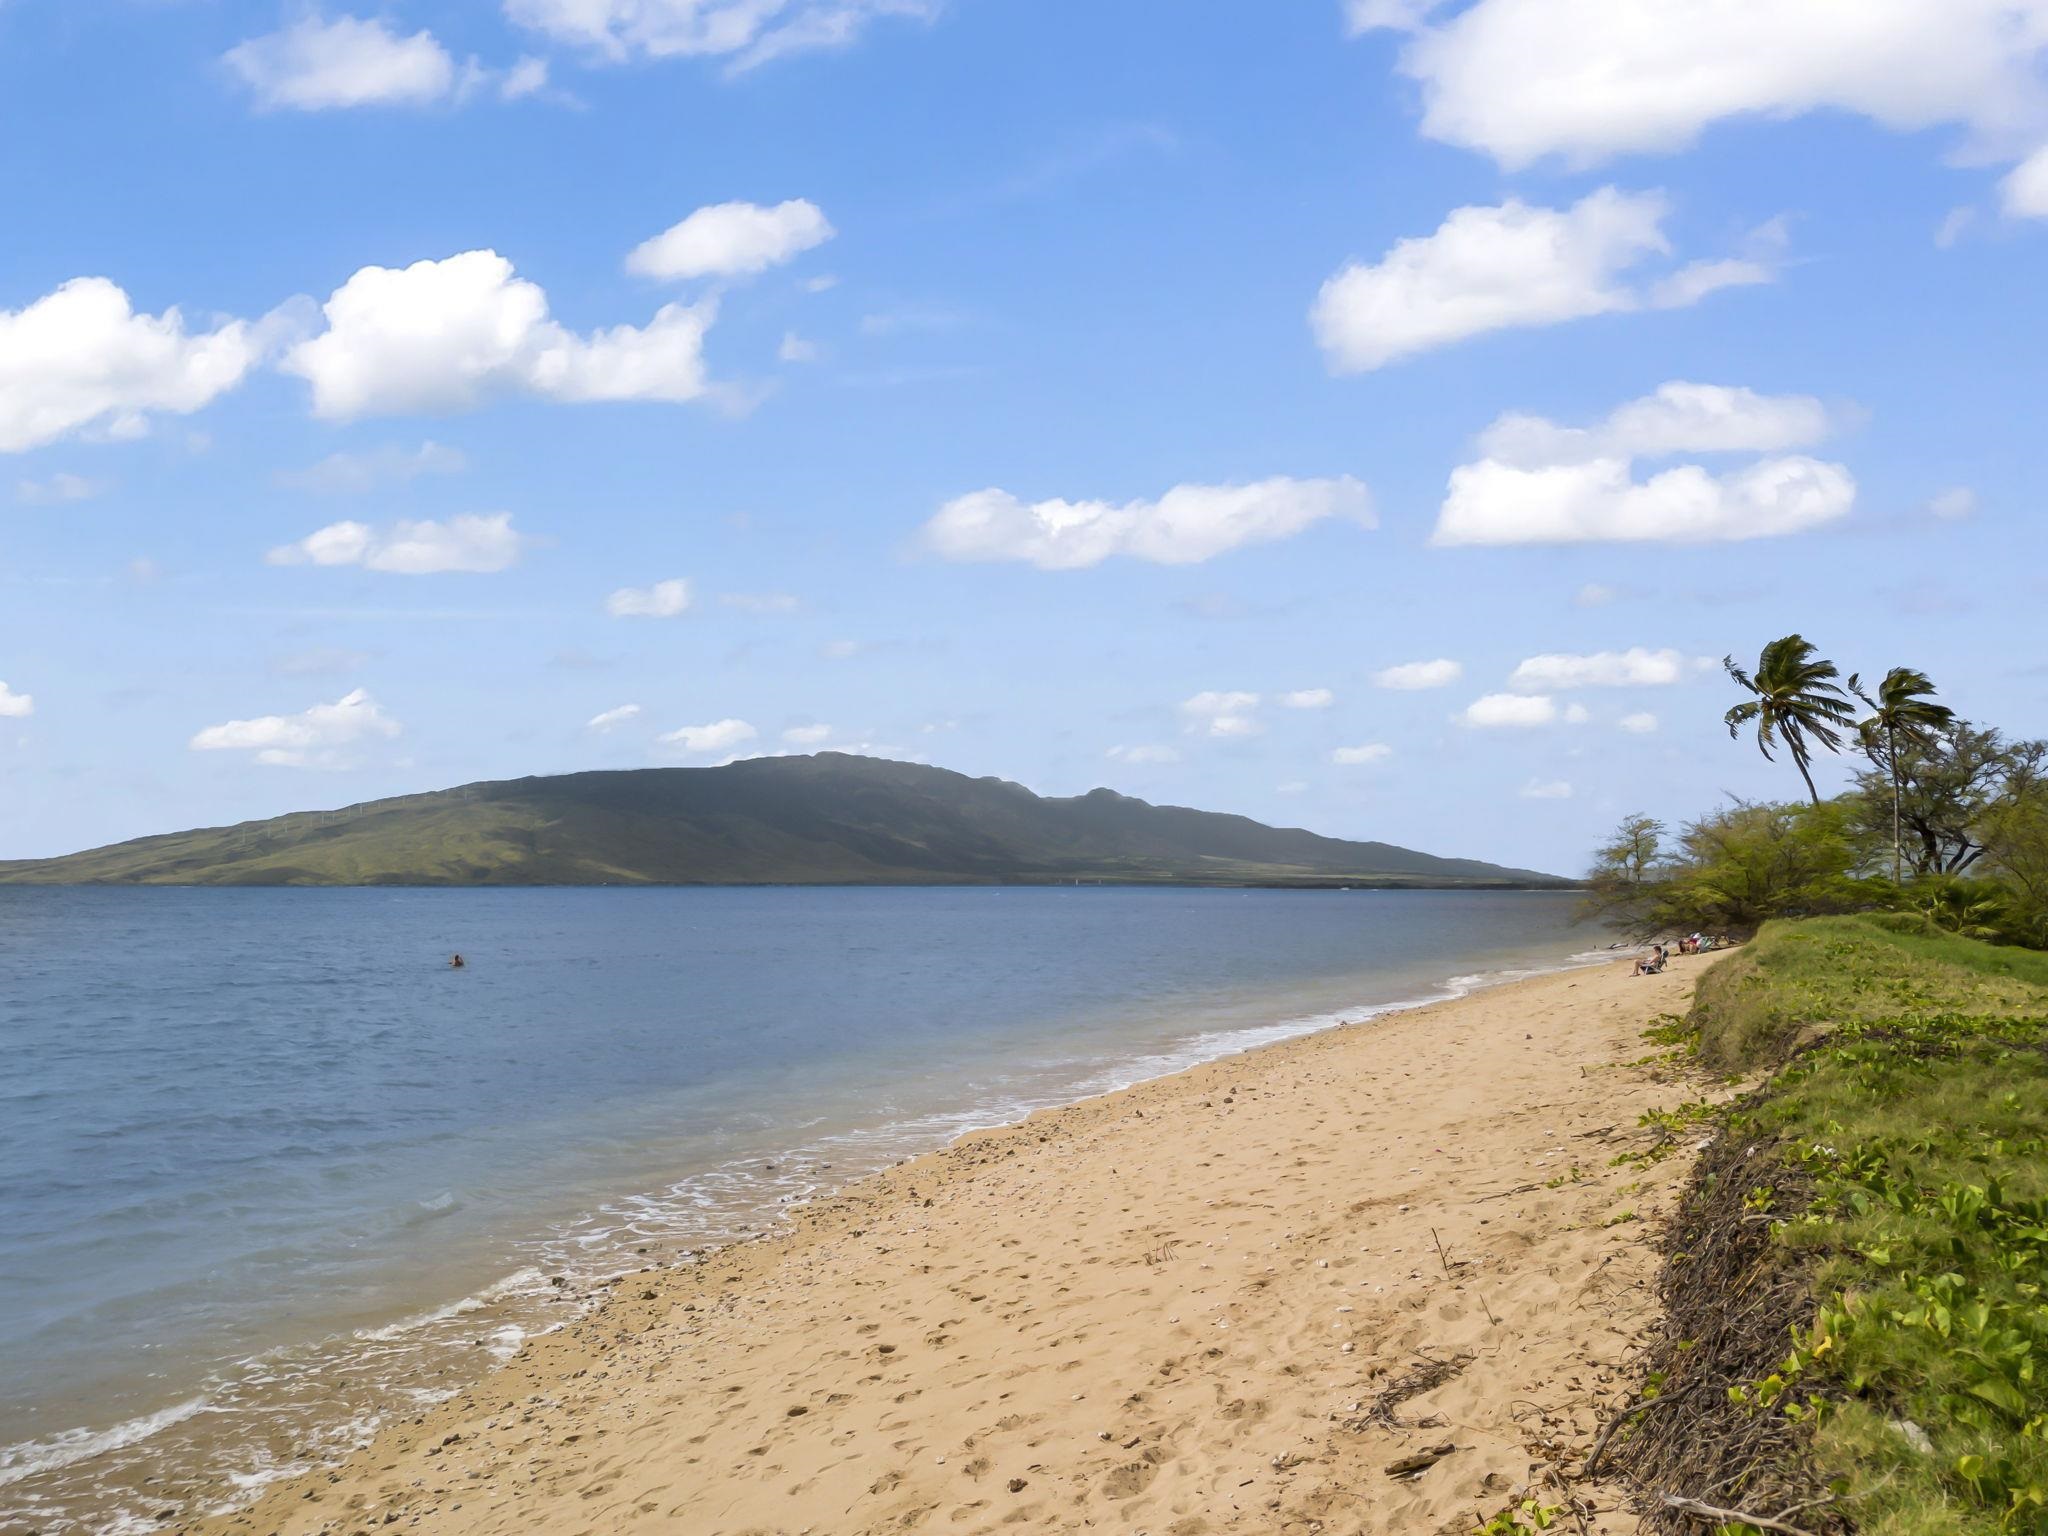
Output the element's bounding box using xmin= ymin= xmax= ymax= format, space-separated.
xmin=2 ymin=0 xmax=2045 ymax=872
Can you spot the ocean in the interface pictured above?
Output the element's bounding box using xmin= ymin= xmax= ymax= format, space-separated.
xmin=0 ymin=885 xmax=1599 ymax=1532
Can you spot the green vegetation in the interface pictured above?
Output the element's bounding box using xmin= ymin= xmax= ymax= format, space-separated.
xmin=0 ymin=752 xmax=1564 ymax=887
xmin=1616 ymin=918 xmax=2048 ymax=1535
xmin=1689 ymin=916 xmax=2048 ymax=1073
xmin=1585 ymin=635 xmax=2048 ymax=949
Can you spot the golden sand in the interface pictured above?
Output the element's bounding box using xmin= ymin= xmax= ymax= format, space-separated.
xmin=193 ymin=954 xmax=1720 ymax=1536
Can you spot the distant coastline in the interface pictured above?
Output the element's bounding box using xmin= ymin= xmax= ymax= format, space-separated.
xmin=0 ymin=752 xmax=1569 ymax=889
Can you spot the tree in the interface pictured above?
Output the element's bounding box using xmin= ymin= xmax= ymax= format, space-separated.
xmin=1723 ymin=635 xmax=1858 ymax=805
xmin=1580 ymin=813 xmax=1666 ymax=932
xmin=1851 ymin=720 xmax=2047 ymax=877
xmin=1849 ymin=667 xmax=1955 ymax=885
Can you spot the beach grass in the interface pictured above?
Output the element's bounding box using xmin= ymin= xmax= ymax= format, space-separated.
xmin=1624 ymin=918 xmax=2048 ymax=1535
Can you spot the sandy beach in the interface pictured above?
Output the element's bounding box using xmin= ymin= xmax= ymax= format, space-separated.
xmin=189 ymin=953 xmax=1718 ymax=1536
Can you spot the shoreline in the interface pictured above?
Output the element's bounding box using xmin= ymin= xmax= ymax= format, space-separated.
xmin=2 ymin=935 xmax=1611 ymax=1534
xmin=178 ymin=949 xmax=1722 ymax=1536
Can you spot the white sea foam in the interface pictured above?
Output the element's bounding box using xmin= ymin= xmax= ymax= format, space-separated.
xmin=0 ymin=1396 xmax=208 ymax=1488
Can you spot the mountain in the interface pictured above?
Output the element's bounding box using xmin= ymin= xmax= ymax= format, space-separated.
xmin=0 ymin=753 xmax=1567 ymax=887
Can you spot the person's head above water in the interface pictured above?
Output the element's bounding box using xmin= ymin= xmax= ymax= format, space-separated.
xmin=450 ymin=954 xmax=465 ymax=967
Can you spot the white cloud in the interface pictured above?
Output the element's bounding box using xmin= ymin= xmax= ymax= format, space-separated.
xmin=1462 ymin=693 xmax=1558 ymax=728
xmin=1331 ymin=742 xmax=1393 ymax=764
xmin=0 ymin=681 xmax=33 ymax=718
xmin=1435 ymin=382 xmax=1855 ymax=546
xmin=500 ymin=56 xmax=550 ymax=99
xmin=1619 ymin=711 xmax=1659 ymax=734
xmin=627 ymin=200 xmax=834 ymax=281
xmin=0 ymin=277 xmax=263 ymax=453
xmin=224 ymin=15 xmax=463 ymax=111
xmin=1477 ymin=382 xmax=1835 ymax=466
xmin=505 ymin=0 xmax=936 ymax=70
xmin=778 ymin=331 xmax=821 ymax=363
xmin=1509 ymin=647 xmax=1686 ymax=690
xmin=189 ymin=687 xmax=400 ymax=768
xmin=2005 ymin=144 xmax=2048 ymax=216
xmin=1928 ymin=486 xmax=1979 ymax=520
xmin=659 ymin=717 xmax=757 ymax=754
xmin=1107 ymin=743 xmax=1181 ymax=764
xmin=1279 ymin=688 xmax=1335 ymax=709
xmin=1310 ymin=189 xmax=1772 ymax=372
xmin=587 ymin=703 xmax=642 ymax=731
xmin=278 ymin=441 xmax=466 ymax=494
xmin=1519 ymin=779 xmax=1575 ymax=800
xmin=1372 ymin=658 xmax=1462 ymax=690
xmin=1936 ymin=206 xmax=1978 ymax=247
xmin=1356 ymin=0 xmax=2048 ymax=172
xmin=783 ymin=723 xmax=833 ymax=746
xmin=607 ymin=578 xmax=692 ymax=618
xmin=266 ymin=513 xmax=526 ymax=574
xmin=1564 ymin=702 xmax=1592 ymax=725
xmin=1180 ymin=691 xmax=1262 ymax=740
xmin=921 ymin=475 xmax=1371 ymax=570
xmin=1436 ymin=454 xmax=1854 ymax=546
xmin=820 ymin=638 xmax=864 ymax=660
xmin=283 ymin=250 xmax=716 ymax=420
xmin=16 ymin=472 xmax=109 ymax=504
xmin=721 ymin=591 xmax=801 ymax=613
xmin=1573 ymin=582 xmax=1618 ymax=608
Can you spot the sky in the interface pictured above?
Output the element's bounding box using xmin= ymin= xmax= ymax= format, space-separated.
xmin=2 ymin=0 xmax=2046 ymax=874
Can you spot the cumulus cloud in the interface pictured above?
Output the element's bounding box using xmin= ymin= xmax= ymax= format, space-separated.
xmin=283 ymin=251 xmax=716 ymax=420
xmin=1180 ymin=690 xmax=1262 ymax=738
xmin=0 ymin=680 xmax=34 ymax=718
xmin=1355 ymin=0 xmax=2048 ymax=172
xmin=606 ymin=578 xmax=692 ymax=618
xmin=1508 ymin=647 xmax=1685 ymax=690
xmin=189 ymin=687 xmax=400 ymax=768
xmin=278 ymin=441 xmax=466 ymax=494
xmin=1564 ymin=702 xmax=1592 ymax=725
xmin=1279 ymin=688 xmax=1335 ymax=709
xmin=778 ymin=331 xmax=821 ymax=363
xmin=1331 ymin=742 xmax=1393 ymax=764
xmin=0 ymin=277 xmax=264 ymax=453
xmin=16 ymin=472 xmax=109 ymax=504
xmin=783 ymin=723 xmax=833 ymax=746
xmin=266 ymin=513 xmax=526 ymax=574
xmin=2006 ymin=144 xmax=2048 ymax=216
xmin=1477 ymin=382 xmax=1835 ymax=465
xmin=1372 ymin=658 xmax=1462 ymax=690
xmin=1310 ymin=189 xmax=1774 ymax=372
xmin=224 ymin=15 xmax=459 ymax=110
xmin=627 ymin=200 xmax=834 ymax=281
xmin=921 ymin=476 xmax=1371 ymax=570
xmin=1620 ymin=711 xmax=1660 ymax=734
xmin=1462 ymin=693 xmax=1558 ymax=728
xmin=1107 ymin=743 xmax=1181 ymax=764
xmin=1434 ymin=381 xmax=1856 ymax=546
xmin=1519 ymin=779 xmax=1575 ymax=800
xmin=659 ymin=717 xmax=757 ymax=754
xmin=505 ymin=0 xmax=936 ymax=70
xmin=587 ymin=703 xmax=642 ymax=731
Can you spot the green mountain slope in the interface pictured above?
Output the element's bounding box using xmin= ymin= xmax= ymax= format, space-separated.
xmin=0 ymin=753 xmax=1566 ymax=887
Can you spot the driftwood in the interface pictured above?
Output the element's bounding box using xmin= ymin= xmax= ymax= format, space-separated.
xmin=1660 ymin=1492 xmax=1823 ymax=1535
xmin=1383 ymin=1442 xmax=1456 ymax=1477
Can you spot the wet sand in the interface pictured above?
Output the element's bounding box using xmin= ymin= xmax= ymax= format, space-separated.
xmin=188 ymin=954 xmax=1717 ymax=1536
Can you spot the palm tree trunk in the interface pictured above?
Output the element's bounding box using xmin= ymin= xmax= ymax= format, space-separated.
xmin=1890 ymin=724 xmax=1903 ymax=887
xmin=1792 ymin=742 xmax=1821 ymax=805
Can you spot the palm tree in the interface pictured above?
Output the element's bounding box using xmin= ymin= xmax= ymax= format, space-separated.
xmin=1850 ymin=666 xmax=1956 ymax=886
xmin=1723 ymin=635 xmax=1857 ymax=806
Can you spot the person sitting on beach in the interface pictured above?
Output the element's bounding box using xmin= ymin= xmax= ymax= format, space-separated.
xmin=1633 ymin=944 xmax=1668 ymax=976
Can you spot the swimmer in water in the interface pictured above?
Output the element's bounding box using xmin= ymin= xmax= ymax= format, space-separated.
xmin=450 ymin=953 xmax=465 ymax=969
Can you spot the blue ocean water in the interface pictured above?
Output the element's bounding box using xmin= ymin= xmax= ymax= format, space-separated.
xmin=0 ymin=885 xmax=1596 ymax=1531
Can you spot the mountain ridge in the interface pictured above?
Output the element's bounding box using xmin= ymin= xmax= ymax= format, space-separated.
xmin=0 ymin=753 xmax=1569 ymax=887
